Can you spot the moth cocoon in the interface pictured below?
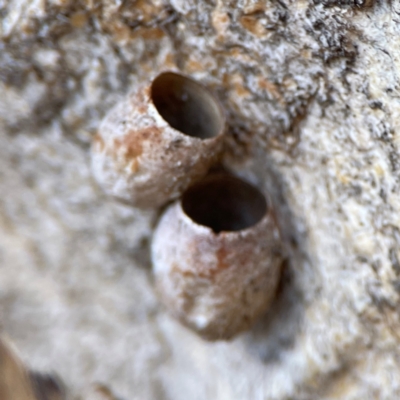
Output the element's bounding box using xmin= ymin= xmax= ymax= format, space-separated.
xmin=151 ymin=174 xmax=283 ymax=341
xmin=91 ymin=72 xmax=226 ymax=209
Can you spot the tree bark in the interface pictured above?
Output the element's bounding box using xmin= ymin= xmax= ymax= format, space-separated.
xmin=1 ymin=0 xmax=399 ymax=399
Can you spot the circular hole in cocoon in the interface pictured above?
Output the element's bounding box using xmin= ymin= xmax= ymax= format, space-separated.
xmin=151 ymin=72 xmax=225 ymax=140
xmin=182 ymin=174 xmax=267 ymax=233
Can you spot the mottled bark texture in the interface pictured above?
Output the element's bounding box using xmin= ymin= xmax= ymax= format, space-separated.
xmin=1 ymin=0 xmax=400 ymax=399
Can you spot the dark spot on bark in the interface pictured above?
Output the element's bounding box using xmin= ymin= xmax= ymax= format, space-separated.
xmin=369 ymin=100 xmax=383 ymax=110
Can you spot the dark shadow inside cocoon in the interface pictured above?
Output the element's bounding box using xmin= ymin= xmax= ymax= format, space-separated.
xmin=182 ymin=175 xmax=267 ymax=233
xmin=151 ymin=72 xmax=224 ymax=140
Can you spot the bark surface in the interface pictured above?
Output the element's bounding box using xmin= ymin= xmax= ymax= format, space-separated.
xmin=1 ymin=0 xmax=400 ymax=399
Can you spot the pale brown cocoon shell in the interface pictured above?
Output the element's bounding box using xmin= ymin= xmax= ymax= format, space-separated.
xmin=91 ymin=72 xmax=226 ymax=209
xmin=151 ymin=174 xmax=283 ymax=341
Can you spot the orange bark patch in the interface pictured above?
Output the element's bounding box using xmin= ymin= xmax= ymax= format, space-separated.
xmin=240 ymin=16 xmax=265 ymax=37
xmin=186 ymin=59 xmax=204 ymax=73
xmin=132 ymin=27 xmax=165 ymax=40
xmin=70 ymin=12 xmax=87 ymax=28
xmin=243 ymin=2 xmax=266 ymax=15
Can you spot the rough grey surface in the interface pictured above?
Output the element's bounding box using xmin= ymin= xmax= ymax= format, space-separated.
xmin=1 ymin=0 xmax=400 ymax=399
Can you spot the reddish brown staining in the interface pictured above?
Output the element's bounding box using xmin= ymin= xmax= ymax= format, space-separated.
xmin=171 ymin=260 xmax=214 ymax=280
xmin=176 ymin=263 xmax=204 ymax=279
xmin=113 ymin=135 xmax=141 ymax=160
xmin=171 ymin=264 xmax=196 ymax=281
xmin=114 ymin=126 xmax=162 ymax=160
xmin=169 ymin=265 xmax=195 ymax=285
xmin=93 ymin=133 xmax=105 ymax=152
xmin=133 ymin=87 xmax=150 ymax=112
xmin=137 ymin=104 xmax=147 ymax=114
xmin=216 ymin=243 xmax=229 ymax=271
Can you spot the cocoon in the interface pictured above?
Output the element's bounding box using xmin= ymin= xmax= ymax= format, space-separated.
xmin=151 ymin=174 xmax=283 ymax=340
xmin=91 ymin=72 xmax=226 ymax=209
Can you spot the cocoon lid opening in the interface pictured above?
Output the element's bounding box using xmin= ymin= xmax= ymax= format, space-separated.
xmin=182 ymin=175 xmax=267 ymax=233
xmin=151 ymin=72 xmax=224 ymax=140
